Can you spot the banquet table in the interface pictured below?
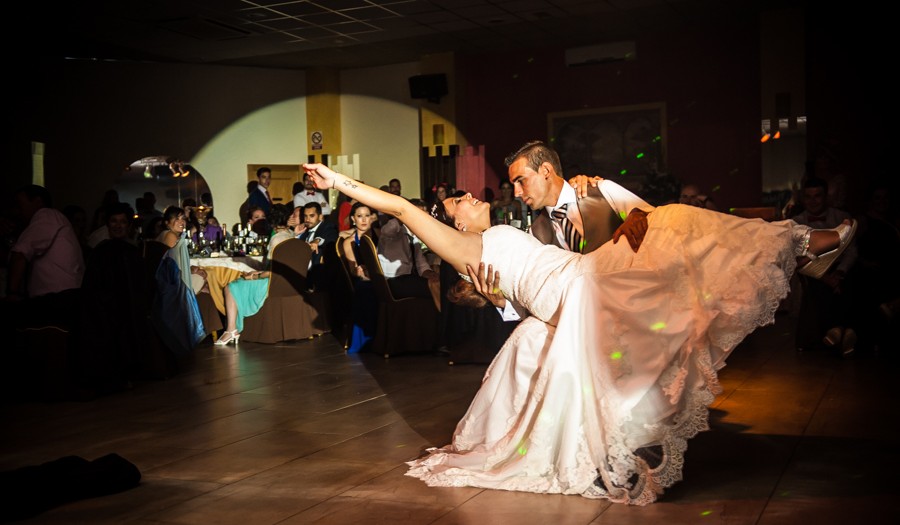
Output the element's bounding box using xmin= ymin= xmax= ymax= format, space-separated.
xmin=191 ymin=255 xmax=265 ymax=314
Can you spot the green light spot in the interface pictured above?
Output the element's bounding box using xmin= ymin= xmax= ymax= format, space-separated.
xmin=610 ymin=351 xmax=622 ymax=360
xmin=579 ymin=239 xmax=587 ymax=250
xmin=619 ymin=211 xmax=628 ymax=220
xmin=517 ymin=444 xmax=528 ymax=455
xmin=650 ymin=322 xmax=666 ymax=331
xmin=619 ymin=169 xmax=628 ymax=176
xmin=654 ymin=135 xmax=662 ymax=142
xmin=700 ymin=510 xmax=712 ymax=516
xmin=636 ymin=152 xmax=645 ymax=159
xmin=729 ymin=207 xmax=736 ymax=213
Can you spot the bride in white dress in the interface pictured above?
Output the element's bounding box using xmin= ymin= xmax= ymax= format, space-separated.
xmin=302 ymin=163 xmax=855 ymax=505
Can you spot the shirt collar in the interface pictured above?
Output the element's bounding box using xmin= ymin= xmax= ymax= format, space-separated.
xmin=546 ymin=182 xmax=577 ymax=215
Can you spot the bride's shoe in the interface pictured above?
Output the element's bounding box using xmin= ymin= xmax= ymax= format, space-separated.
xmin=214 ymin=330 xmax=240 ymax=346
xmin=799 ymin=220 xmax=857 ymax=279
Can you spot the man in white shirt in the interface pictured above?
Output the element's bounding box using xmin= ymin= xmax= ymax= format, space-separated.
xmin=293 ymin=173 xmax=332 ymax=215
xmin=484 ymin=140 xmax=653 ymax=322
xmin=7 ymin=185 xmax=84 ymax=299
xmin=2 ymin=185 xmax=84 ymax=332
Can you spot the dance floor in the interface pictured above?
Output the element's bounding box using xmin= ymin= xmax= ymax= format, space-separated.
xmin=2 ymin=311 xmax=898 ymax=524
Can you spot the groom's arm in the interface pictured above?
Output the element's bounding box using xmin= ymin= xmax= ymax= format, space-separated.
xmin=596 ymin=178 xmax=655 ymax=216
xmin=571 ymin=175 xmax=654 ymax=252
xmin=571 ymin=175 xmax=655 ymax=215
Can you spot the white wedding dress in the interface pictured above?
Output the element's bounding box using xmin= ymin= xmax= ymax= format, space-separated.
xmin=406 ymin=204 xmax=804 ymax=505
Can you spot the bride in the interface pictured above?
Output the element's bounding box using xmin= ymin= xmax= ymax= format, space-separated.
xmin=302 ymin=163 xmax=855 ymax=505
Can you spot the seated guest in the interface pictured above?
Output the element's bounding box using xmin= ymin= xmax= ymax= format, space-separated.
xmin=157 ymin=207 xmax=208 ymax=294
xmin=6 ymin=185 xmax=84 ymax=301
xmin=296 ymin=202 xmax=338 ymax=291
xmin=378 ymin=216 xmax=438 ymax=299
xmin=341 ymin=202 xmax=379 ymax=353
xmin=216 ymin=204 xmax=293 ymax=345
xmin=247 ymin=206 xmax=268 ymax=236
xmin=793 ymin=177 xmax=858 ymax=355
xmin=3 ymin=185 xmax=84 ymax=330
xmin=189 ymin=204 xmax=222 ymax=246
xmin=678 ymin=183 xmax=718 ymax=211
xmin=293 ymin=173 xmax=333 ymax=215
xmin=75 ymin=202 xmax=158 ymax=393
xmin=153 ymin=206 xmax=206 ymax=353
xmin=336 ymin=193 xmax=358 ymax=232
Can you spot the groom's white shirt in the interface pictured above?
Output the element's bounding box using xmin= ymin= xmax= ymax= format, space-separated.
xmin=498 ymin=179 xmax=654 ymax=321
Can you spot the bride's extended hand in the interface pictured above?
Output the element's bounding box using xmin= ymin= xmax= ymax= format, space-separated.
xmin=302 ymin=163 xmax=338 ymax=190
xmin=466 ymin=262 xmax=506 ymax=309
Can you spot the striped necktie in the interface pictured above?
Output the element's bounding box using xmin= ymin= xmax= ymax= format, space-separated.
xmin=551 ymin=203 xmax=583 ymax=253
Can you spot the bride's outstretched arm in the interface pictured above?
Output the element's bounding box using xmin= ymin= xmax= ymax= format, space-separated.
xmin=302 ymin=163 xmax=482 ymax=273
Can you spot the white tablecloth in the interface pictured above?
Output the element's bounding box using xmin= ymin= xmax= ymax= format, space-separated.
xmin=191 ymin=255 xmax=264 ymax=272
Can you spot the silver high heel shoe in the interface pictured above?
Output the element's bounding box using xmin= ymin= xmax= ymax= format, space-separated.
xmin=214 ymin=330 xmax=240 ymax=346
xmin=798 ymin=220 xmax=857 ymax=279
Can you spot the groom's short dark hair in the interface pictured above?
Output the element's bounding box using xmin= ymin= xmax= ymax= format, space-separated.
xmin=504 ymin=141 xmax=564 ymax=178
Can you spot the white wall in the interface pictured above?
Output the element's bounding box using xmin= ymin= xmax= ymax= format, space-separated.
xmin=193 ymin=97 xmax=308 ymax=227
xmin=340 ymin=63 xmax=423 ymax=197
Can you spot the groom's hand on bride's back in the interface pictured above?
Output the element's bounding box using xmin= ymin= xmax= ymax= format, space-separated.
xmin=613 ymin=208 xmax=648 ymax=252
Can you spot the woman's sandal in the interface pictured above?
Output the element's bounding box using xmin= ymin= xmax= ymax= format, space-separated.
xmin=799 ymin=220 xmax=857 ymax=279
xmin=214 ymin=330 xmax=240 ymax=346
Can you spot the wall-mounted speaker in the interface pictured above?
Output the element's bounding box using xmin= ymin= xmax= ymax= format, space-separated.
xmin=409 ymin=74 xmax=448 ymax=103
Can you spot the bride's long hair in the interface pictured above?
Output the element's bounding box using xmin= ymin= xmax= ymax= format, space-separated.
xmin=430 ymin=200 xmax=490 ymax=308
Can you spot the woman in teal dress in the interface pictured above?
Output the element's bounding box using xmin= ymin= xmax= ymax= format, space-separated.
xmin=215 ymin=204 xmax=293 ymax=345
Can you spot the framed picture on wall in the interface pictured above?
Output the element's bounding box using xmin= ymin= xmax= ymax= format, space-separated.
xmin=548 ymin=102 xmax=668 ymax=201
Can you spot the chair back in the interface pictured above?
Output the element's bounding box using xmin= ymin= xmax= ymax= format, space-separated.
xmin=354 ymin=235 xmax=396 ymax=303
xmin=335 ymin=238 xmax=356 ymax=293
xmin=267 ymin=238 xmax=312 ymax=297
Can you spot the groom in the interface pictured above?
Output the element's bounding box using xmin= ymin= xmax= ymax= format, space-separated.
xmin=506 ymin=140 xmax=654 ymax=254
xmin=473 ymin=141 xmax=655 ymax=318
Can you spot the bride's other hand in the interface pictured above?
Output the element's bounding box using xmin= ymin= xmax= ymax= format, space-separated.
xmin=466 ymin=262 xmax=506 ymax=309
xmin=569 ymin=175 xmax=603 ymax=199
xmin=613 ymin=208 xmax=649 ymax=252
xmin=302 ymin=163 xmax=337 ymax=190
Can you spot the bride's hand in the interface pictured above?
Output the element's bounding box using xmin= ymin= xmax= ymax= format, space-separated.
xmin=570 ymin=175 xmax=604 ymax=199
xmin=466 ymin=262 xmax=506 ymax=309
xmin=302 ymin=163 xmax=337 ymax=190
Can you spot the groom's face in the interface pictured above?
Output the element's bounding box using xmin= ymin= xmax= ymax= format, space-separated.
xmin=508 ymin=158 xmax=552 ymax=210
